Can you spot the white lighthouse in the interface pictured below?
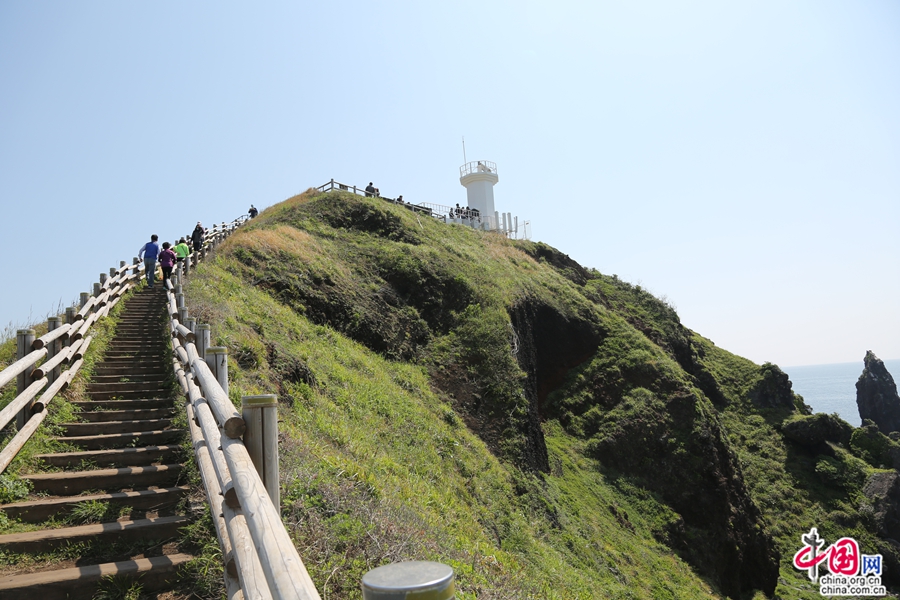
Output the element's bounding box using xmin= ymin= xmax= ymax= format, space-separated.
xmin=459 ymin=160 xmax=498 ymax=223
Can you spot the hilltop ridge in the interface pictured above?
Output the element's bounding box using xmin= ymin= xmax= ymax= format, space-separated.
xmin=182 ymin=189 xmax=897 ymax=599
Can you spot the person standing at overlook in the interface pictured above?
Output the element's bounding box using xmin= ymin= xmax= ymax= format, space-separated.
xmin=248 ymin=204 xmax=258 ymax=218
xmin=138 ymin=234 xmax=160 ymax=289
xmin=365 ymin=182 xmax=376 ymax=197
xmin=191 ymin=222 xmax=205 ymax=252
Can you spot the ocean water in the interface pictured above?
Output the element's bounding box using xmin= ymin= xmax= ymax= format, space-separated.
xmin=784 ymin=359 xmax=900 ymax=427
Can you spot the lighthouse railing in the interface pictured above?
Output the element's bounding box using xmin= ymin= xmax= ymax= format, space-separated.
xmin=459 ymin=160 xmax=497 ymax=177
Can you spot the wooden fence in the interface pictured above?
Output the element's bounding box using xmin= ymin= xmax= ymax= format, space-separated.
xmin=0 ymin=258 xmax=145 ymax=474
xmin=165 ymin=219 xmax=322 ymax=600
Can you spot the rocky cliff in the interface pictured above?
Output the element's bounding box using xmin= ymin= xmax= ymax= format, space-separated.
xmin=857 ymin=350 xmax=900 ymax=435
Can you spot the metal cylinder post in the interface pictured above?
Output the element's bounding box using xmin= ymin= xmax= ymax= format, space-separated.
xmin=99 ymin=273 xmax=107 ymax=287
xmin=184 ymin=254 xmax=191 ymax=275
xmin=16 ymin=329 xmax=36 ymax=429
xmin=178 ymin=306 xmax=188 ymax=324
xmin=93 ymin=282 xmax=101 ymax=297
xmin=46 ymin=317 xmax=61 ymax=384
xmin=205 ymin=347 xmax=229 ymax=396
xmin=186 ymin=317 xmax=196 ymax=336
xmin=241 ymin=395 xmax=279 ymax=514
xmin=133 ymin=257 xmax=141 ymax=275
xmin=120 ymin=260 xmax=126 ymax=270
xmin=196 ymin=323 xmax=211 ymax=359
xmin=361 ymin=562 xmax=455 ymax=600
xmin=176 ymin=292 xmax=185 ymax=310
xmin=79 ymin=292 xmax=90 ymax=308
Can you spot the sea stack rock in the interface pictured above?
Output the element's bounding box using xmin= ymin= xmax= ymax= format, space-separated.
xmin=856 ymin=351 xmax=900 ymax=435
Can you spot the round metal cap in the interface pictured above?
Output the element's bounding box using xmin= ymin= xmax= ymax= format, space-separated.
xmin=361 ymin=561 xmax=454 ymax=600
xmin=242 ymin=394 xmax=278 ymax=408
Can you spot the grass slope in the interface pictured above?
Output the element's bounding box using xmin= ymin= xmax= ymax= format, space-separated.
xmin=179 ymin=189 xmax=889 ymax=599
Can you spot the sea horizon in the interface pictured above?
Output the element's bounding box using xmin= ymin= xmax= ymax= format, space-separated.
xmin=783 ymin=358 xmax=900 ymax=427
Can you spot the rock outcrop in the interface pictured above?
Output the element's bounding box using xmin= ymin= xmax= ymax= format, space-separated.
xmin=782 ymin=413 xmax=853 ymax=448
xmin=857 ymin=351 xmax=900 ymax=435
xmin=748 ymin=362 xmax=796 ymax=410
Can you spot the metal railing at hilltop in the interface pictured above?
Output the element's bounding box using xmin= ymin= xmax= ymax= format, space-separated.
xmin=316 ymin=178 xmax=530 ymax=240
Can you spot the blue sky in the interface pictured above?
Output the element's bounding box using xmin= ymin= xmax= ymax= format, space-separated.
xmin=1 ymin=1 xmax=897 ymax=368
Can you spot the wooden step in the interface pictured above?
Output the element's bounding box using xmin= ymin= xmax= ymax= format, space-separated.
xmin=86 ymin=381 xmax=170 ymax=392
xmin=76 ymin=408 xmax=174 ymax=422
xmin=61 ymin=418 xmax=174 ymax=436
xmin=0 ymin=486 xmax=189 ymax=522
xmin=0 ymin=553 xmax=193 ymax=600
xmin=73 ymin=398 xmax=174 ymax=411
xmin=92 ymin=366 xmax=168 ymax=376
xmin=23 ymin=464 xmax=183 ymax=495
xmin=36 ymin=444 xmax=181 ymax=468
xmin=0 ymin=515 xmax=190 ymax=553
xmin=80 ymin=378 xmax=170 ymax=389
xmin=87 ymin=389 xmax=170 ymax=401
xmin=54 ymin=429 xmax=185 ymax=450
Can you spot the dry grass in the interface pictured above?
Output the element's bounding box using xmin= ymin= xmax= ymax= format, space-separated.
xmin=231 ymin=225 xmax=322 ymax=264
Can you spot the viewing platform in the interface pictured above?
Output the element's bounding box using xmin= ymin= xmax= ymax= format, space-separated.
xmin=316 ymin=177 xmax=529 ymax=240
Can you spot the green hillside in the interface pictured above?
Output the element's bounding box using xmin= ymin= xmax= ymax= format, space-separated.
xmin=181 ymin=190 xmax=895 ymax=599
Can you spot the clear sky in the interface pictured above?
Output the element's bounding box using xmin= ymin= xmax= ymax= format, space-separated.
xmin=1 ymin=1 xmax=897 ymax=369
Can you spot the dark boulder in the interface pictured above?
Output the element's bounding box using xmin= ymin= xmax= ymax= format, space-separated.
xmin=782 ymin=413 xmax=853 ymax=447
xmin=856 ymin=351 xmax=900 ymax=435
xmin=862 ymin=472 xmax=900 ymax=587
xmin=748 ymin=363 xmax=796 ymax=410
xmin=863 ymin=472 xmax=900 ymax=539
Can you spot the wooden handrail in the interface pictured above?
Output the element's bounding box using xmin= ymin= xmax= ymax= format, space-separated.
xmin=161 ymin=213 xmax=322 ymax=598
xmin=32 ymin=323 xmax=72 ymax=350
xmin=0 ymin=348 xmax=48 ymax=390
xmin=0 ymin=377 xmax=47 ymax=432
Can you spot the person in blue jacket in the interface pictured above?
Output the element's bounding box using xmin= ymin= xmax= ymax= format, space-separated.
xmin=138 ymin=234 xmax=161 ymax=288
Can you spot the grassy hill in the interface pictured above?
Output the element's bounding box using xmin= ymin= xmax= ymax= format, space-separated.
xmin=179 ymin=189 xmax=895 ymax=599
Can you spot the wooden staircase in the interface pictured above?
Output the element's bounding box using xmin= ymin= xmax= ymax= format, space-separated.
xmin=0 ymin=286 xmax=194 ymax=599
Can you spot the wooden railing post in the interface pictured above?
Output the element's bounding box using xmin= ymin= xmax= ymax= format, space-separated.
xmin=205 ymin=347 xmax=229 ymax=396
xmin=186 ymin=317 xmax=196 ymax=336
xmin=242 ymin=395 xmax=280 ymax=516
xmin=196 ymin=323 xmax=210 ymax=360
xmin=132 ymin=257 xmax=141 ymax=275
xmin=46 ymin=317 xmax=61 ymax=384
xmin=99 ymin=273 xmax=107 ymax=287
xmin=93 ymin=282 xmax=101 ymax=297
xmin=65 ymin=307 xmax=77 ymax=350
xmin=184 ymin=254 xmax=191 ymax=276
xmin=178 ymin=306 xmax=188 ymax=324
xmin=361 ymin=562 xmax=455 ymax=600
xmin=16 ymin=329 xmax=35 ymax=429
xmin=79 ymin=292 xmax=89 ymax=308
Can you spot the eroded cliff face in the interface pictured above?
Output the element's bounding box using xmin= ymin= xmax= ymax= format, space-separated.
xmin=857 ymin=350 xmax=900 ymax=435
xmin=508 ymin=297 xmax=779 ymax=598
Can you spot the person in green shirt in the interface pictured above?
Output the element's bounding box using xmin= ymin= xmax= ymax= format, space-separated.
xmin=174 ymin=238 xmax=191 ymax=263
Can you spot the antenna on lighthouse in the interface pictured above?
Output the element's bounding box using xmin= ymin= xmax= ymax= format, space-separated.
xmin=462 ymin=136 xmax=467 ymax=164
